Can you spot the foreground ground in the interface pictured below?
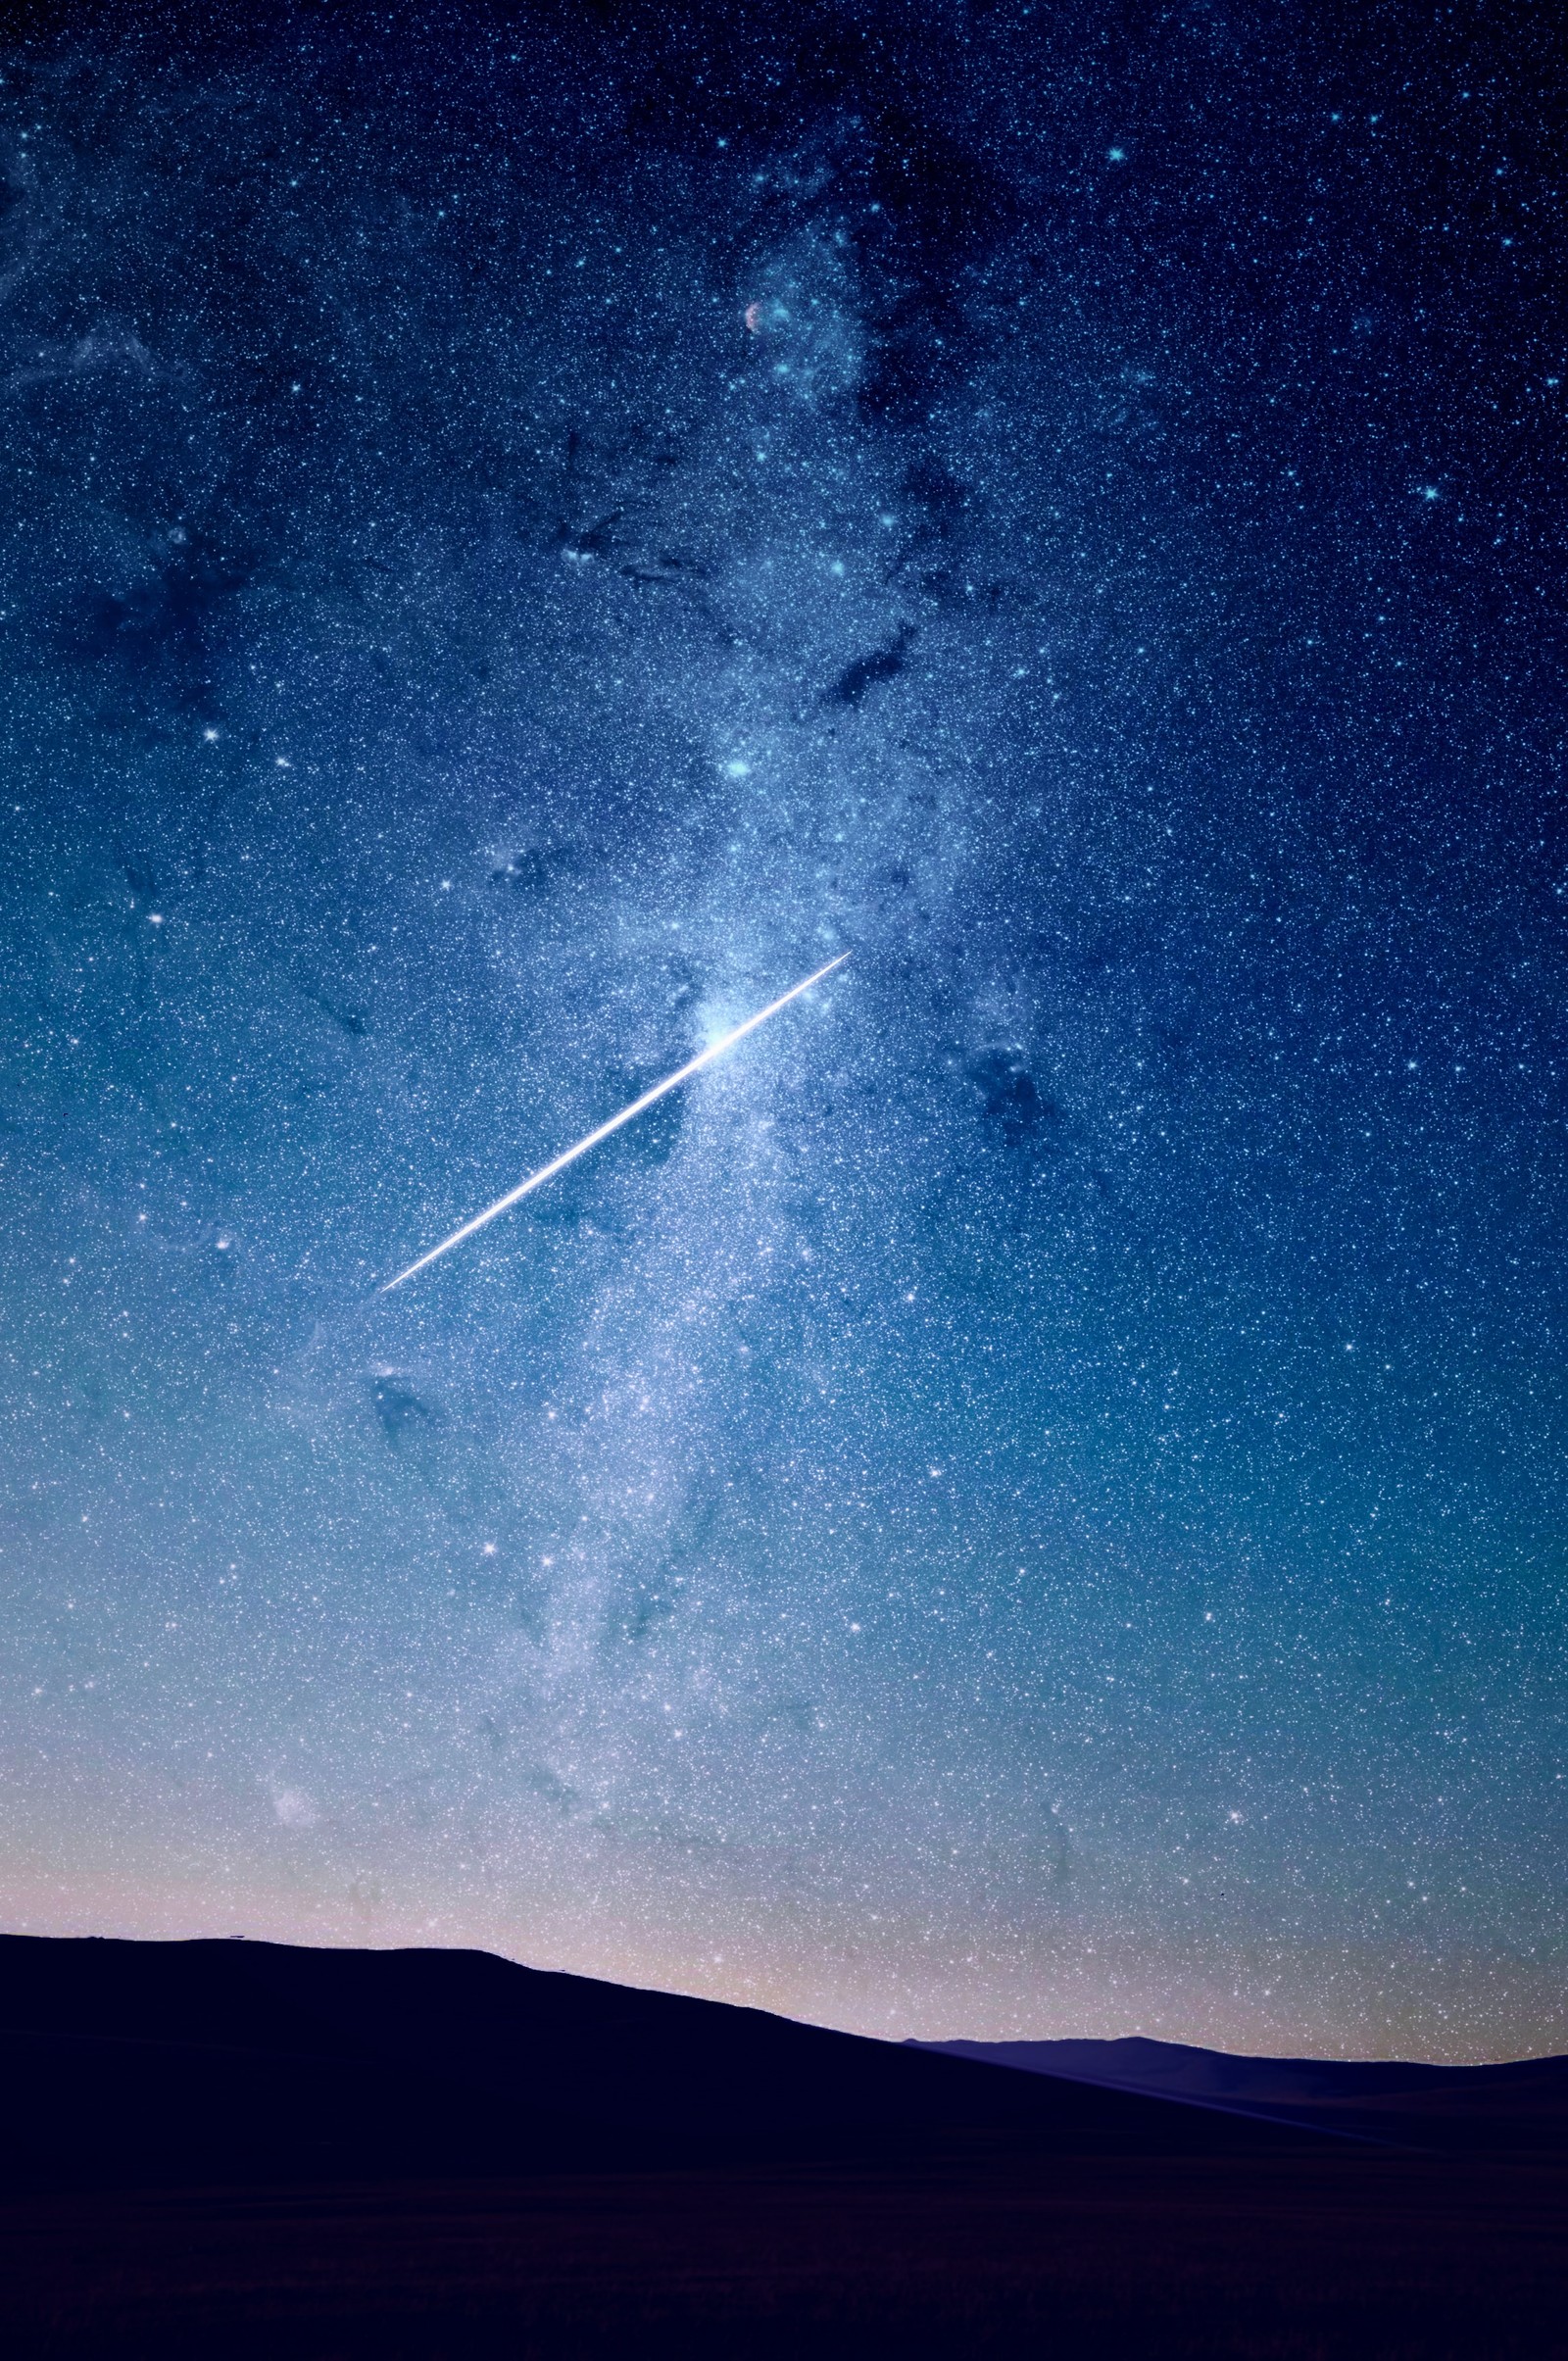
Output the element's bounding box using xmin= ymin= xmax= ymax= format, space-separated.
xmin=6 ymin=2144 xmax=1567 ymax=2359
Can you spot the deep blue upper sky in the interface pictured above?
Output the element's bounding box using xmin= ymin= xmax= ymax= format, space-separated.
xmin=1 ymin=0 xmax=1563 ymax=2056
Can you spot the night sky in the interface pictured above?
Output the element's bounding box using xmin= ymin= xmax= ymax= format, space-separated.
xmin=2 ymin=2 xmax=1564 ymax=2061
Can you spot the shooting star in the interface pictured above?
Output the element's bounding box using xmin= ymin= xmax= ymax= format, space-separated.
xmin=381 ymin=950 xmax=851 ymax=1292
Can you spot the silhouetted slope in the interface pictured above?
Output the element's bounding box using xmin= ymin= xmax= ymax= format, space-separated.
xmin=5 ymin=1943 xmax=1568 ymax=2357
xmin=919 ymin=2037 xmax=1568 ymax=2151
xmin=0 ymin=1936 xmax=1336 ymax=2192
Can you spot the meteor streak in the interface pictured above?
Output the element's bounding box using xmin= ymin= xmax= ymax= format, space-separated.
xmin=380 ymin=951 xmax=851 ymax=1292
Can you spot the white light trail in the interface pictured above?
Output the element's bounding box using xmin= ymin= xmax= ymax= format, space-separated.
xmin=380 ymin=951 xmax=851 ymax=1293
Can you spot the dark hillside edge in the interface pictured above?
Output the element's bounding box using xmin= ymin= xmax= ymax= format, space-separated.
xmin=0 ymin=1934 xmax=1338 ymax=2192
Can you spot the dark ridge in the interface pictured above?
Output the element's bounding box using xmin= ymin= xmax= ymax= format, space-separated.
xmin=0 ymin=1934 xmax=1337 ymax=2195
xmin=919 ymin=2036 xmax=1568 ymax=2154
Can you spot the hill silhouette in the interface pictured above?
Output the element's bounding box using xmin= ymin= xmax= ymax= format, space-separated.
xmin=4 ymin=1937 xmax=1566 ymax=2359
xmin=0 ymin=1934 xmax=1326 ymax=2191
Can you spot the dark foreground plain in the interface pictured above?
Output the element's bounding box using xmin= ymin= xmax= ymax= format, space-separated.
xmin=3 ymin=1938 xmax=1565 ymax=2359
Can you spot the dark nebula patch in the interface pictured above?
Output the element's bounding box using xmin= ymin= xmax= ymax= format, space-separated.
xmin=964 ymin=1049 xmax=1063 ymax=1151
xmin=824 ymin=625 xmax=915 ymax=709
xmin=371 ymin=1383 xmax=438 ymax=1449
xmin=61 ymin=534 xmax=259 ymax=719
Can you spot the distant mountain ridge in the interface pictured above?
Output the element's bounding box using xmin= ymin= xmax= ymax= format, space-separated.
xmin=916 ymin=2036 xmax=1568 ymax=2152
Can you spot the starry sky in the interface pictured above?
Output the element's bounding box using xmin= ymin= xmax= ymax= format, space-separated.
xmin=1 ymin=2 xmax=1564 ymax=2061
